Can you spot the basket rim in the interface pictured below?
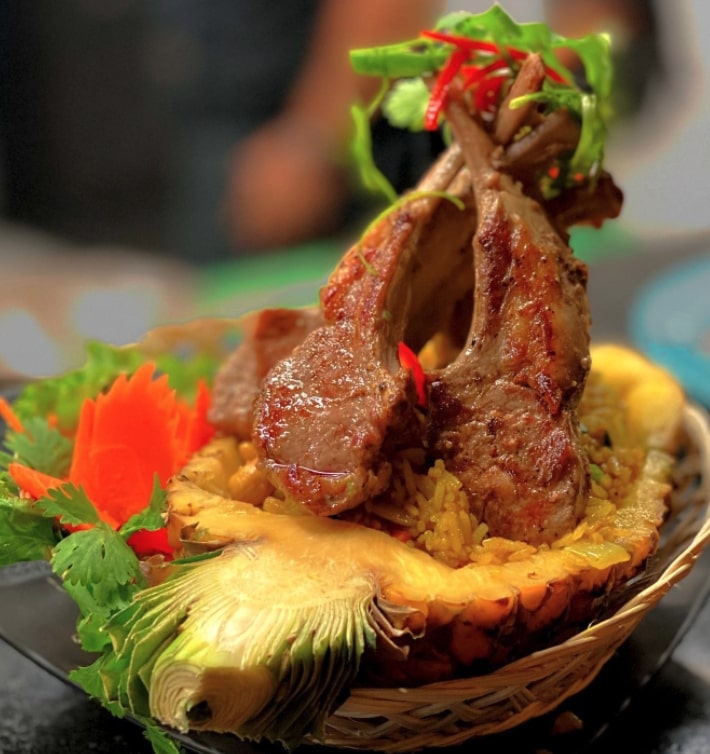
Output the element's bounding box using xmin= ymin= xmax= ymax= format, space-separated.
xmin=329 ymin=401 xmax=710 ymax=715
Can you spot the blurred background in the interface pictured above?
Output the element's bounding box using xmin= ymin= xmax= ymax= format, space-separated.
xmin=0 ymin=0 xmax=708 ymax=384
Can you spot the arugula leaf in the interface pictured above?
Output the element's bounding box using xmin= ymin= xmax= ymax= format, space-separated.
xmin=356 ymin=6 xmax=610 ymax=91
xmin=350 ymin=104 xmax=398 ymax=203
xmin=349 ymin=38 xmax=448 ymax=78
xmin=0 ymin=493 xmax=57 ymax=565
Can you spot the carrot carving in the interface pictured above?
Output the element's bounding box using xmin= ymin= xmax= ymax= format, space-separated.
xmin=9 ymin=362 xmax=214 ymax=555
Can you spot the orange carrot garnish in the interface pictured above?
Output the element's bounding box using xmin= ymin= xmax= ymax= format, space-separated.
xmin=8 ymin=463 xmax=64 ymax=499
xmin=67 ymin=362 xmax=213 ymax=528
xmin=0 ymin=396 xmax=24 ymax=434
xmin=9 ymin=362 xmax=215 ymax=556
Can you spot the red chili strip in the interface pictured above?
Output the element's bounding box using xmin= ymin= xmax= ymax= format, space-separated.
xmin=505 ymin=47 xmax=528 ymax=61
xmin=474 ymin=75 xmax=507 ymax=112
xmin=544 ymin=65 xmax=569 ymax=84
xmin=424 ymin=47 xmax=469 ymax=130
xmin=127 ymin=527 xmax=174 ymax=560
xmin=422 ymin=29 xmax=570 ymax=85
xmin=398 ymin=341 xmax=427 ymax=407
xmin=421 ymin=29 xmax=500 ymax=55
xmin=422 ymin=30 xmax=534 ymax=64
xmin=460 ymin=58 xmax=510 ymax=88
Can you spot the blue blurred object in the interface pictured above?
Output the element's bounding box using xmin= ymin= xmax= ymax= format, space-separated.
xmin=630 ymin=254 xmax=710 ymax=406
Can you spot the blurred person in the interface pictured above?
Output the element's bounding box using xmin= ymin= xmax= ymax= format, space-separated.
xmin=544 ymin=0 xmax=666 ymax=119
xmin=220 ymin=0 xmax=671 ymax=258
xmin=451 ymin=0 xmax=666 ymax=119
xmin=597 ymin=0 xmax=710 ymax=235
xmin=544 ymin=0 xmax=707 ymax=235
xmin=3 ymin=0 xmax=689 ymax=267
xmin=147 ymin=0 xmax=444 ymax=263
xmin=0 ymin=1 xmax=169 ymax=252
xmin=457 ymin=0 xmax=707 ymax=236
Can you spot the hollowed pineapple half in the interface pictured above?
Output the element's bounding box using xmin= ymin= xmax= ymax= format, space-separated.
xmin=108 ymin=344 xmax=690 ymax=747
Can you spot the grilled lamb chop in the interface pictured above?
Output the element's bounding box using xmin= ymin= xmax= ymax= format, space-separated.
xmin=427 ymin=101 xmax=591 ymax=546
xmin=235 ymin=55 xmax=612 ymax=538
xmin=252 ymin=144 xmax=478 ymax=515
xmin=208 ymin=307 xmax=323 ymax=439
xmin=490 ymin=54 xmax=622 ymax=233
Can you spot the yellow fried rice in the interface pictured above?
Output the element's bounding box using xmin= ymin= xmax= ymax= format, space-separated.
xmin=226 ymin=370 xmax=647 ymax=570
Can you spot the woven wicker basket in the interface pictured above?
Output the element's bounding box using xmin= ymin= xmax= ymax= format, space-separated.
xmin=138 ymin=321 xmax=710 ymax=752
xmin=315 ymin=404 xmax=710 ymax=752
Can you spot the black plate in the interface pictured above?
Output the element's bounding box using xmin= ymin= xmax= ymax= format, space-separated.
xmin=0 ymin=547 xmax=709 ymax=754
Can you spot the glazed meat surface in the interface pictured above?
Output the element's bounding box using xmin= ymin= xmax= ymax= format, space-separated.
xmin=208 ymin=307 xmax=323 ymax=439
xmin=231 ymin=59 xmax=615 ymax=537
xmin=252 ymin=145 xmax=479 ymax=515
xmin=427 ymin=102 xmax=591 ymax=545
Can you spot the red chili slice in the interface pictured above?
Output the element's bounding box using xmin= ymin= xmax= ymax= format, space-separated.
xmin=474 ymin=74 xmax=506 ymax=112
xmin=424 ymin=47 xmax=469 ymax=130
xmin=460 ymin=58 xmax=509 ymax=88
xmin=421 ymin=28 xmax=570 ymax=90
xmin=398 ymin=341 xmax=427 ymax=407
xmin=421 ymin=29 xmax=500 ymax=55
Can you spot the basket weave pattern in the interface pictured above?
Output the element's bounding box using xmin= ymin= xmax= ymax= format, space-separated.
xmin=318 ymin=405 xmax=710 ymax=751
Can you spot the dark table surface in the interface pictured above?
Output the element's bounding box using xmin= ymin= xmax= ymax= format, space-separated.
xmin=1 ymin=229 xmax=709 ymax=754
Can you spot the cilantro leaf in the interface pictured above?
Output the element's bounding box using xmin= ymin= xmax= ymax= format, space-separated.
xmin=51 ymin=523 xmax=148 ymax=650
xmin=67 ymin=577 xmax=140 ymax=651
xmin=0 ymin=494 xmax=57 ymax=565
xmin=4 ymin=416 xmax=73 ymax=477
xmin=35 ymin=483 xmax=102 ymax=527
xmin=52 ymin=523 xmax=145 ymax=607
xmin=119 ymin=477 xmax=167 ymax=540
xmin=382 ymin=78 xmax=429 ymax=131
xmin=143 ymin=721 xmax=185 ymax=754
xmin=69 ymin=578 xmax=190 ymax=721
xmin=70 ymin=657 xmax=128 ymax=718
xmin=70 ymin=661 xmax=186 ymax=754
